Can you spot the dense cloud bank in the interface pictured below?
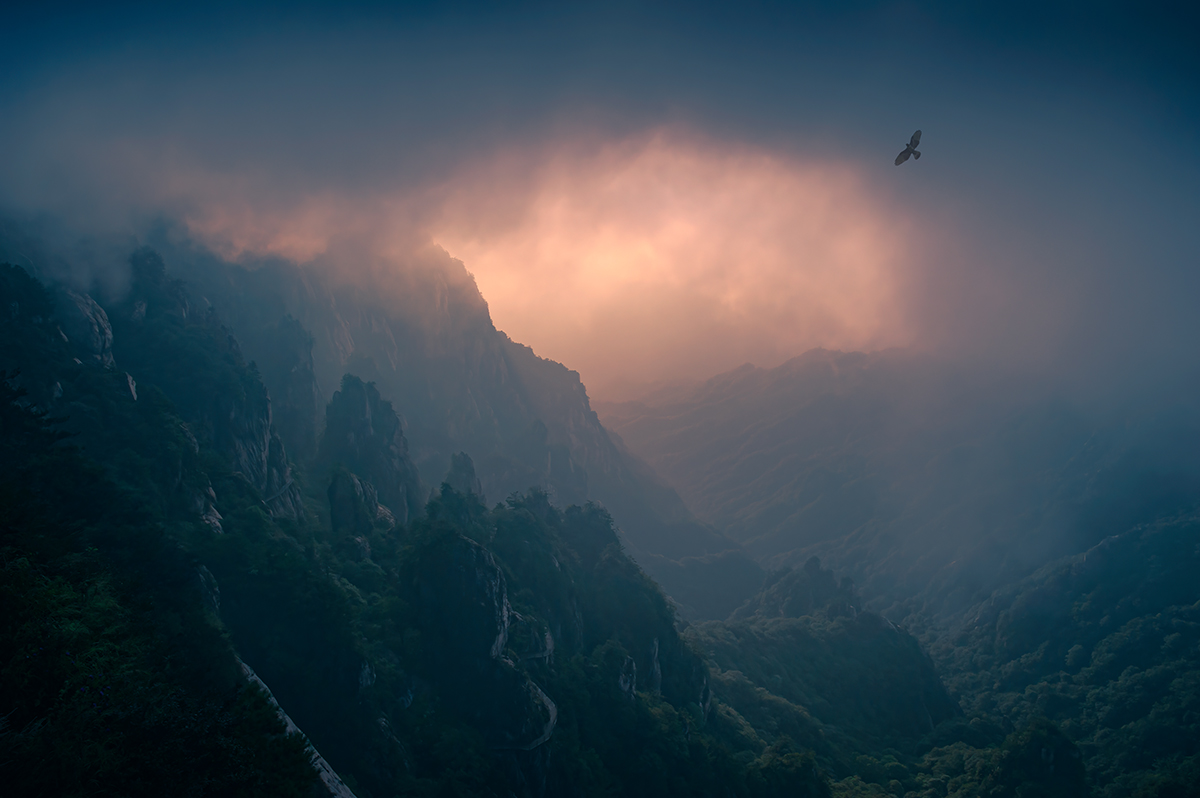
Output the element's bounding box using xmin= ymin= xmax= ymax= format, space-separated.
xmin=1 ymin=3 xmax=1197 ymax=399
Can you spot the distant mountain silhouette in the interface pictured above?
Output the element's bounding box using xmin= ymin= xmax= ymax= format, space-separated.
xmin=596 ymin=348 xmax=1200 ymax=620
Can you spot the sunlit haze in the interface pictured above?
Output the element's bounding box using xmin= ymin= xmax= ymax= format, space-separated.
xmin=432 ymin=132 xmax=914 ymax=398
xmin=145 ymin=130 xmax=918 ymax=399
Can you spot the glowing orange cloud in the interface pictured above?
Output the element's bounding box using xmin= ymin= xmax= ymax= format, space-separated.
xmin=431 ymin=131 xmax=916 ymax=398
xmin=176 ymin=129 xmax=919 ymax=399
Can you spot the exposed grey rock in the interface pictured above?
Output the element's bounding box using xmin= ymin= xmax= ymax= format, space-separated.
xmin=646 ymin=637 xmax=662 ymax=694
xmin=513 ymin=683 xmax=557 ymax=751
xmin=193 ymin=490 xmax=224 ymax=534
xmin=180 ymin=422 xmax=200 ymax=454
xmin=618 ymin=655 xmax=637 ymax=700
xmin=263 ymin=431 xmax=303 ymax=519
xmin=196 ymin=565 xmax=221 ymax=615
xmin=207 ymin=372 xmax=304 ymax=521
xmin=408 ymin=532 xmax=558 ymax=752
xmin=320 ymin=374 xmax=424 ymax=524
xmin=257 ymin=315 xmax=322 ymax=459
xmin=163 ymin=251 xmax=719 ymax=575
xmin=237 ymin=658 xmax=359 ymax=798
xmin=444 ymin=451 xmax=485 ymax=503
xmin=328 ymin=467 xmax=393 ymax=544
xmin=415 ymin=533 xmax=510 ymax=658
xmin=358 ymin=661 xmax=376 ymax=690
xmin=57 ymin=289 xmax=114 ymax=367
xmin=121 ymin=248 xmax=305 ymax=520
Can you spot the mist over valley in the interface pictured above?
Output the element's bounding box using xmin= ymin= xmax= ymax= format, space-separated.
xmin=2 ymin=3 xmax=1199 ymax=797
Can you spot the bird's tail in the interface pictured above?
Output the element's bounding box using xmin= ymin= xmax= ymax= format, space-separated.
xmin=912 ymin=150 xmax=921 ymax=160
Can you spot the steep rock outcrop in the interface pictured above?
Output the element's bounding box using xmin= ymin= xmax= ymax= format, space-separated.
xmin=57 ymin=288 xmax=114 ymax=368
xmin=731 ymin=556 xmax=859 ymax=621
xmin=264 ymin=432 xmax=304 ymax=518
xmin=155 ymin=243 xmax=737 ymax=570
xmin=443 ymin=450 xmax=485 ymax=501
xmin=255 ymin=315 xmax=321 ymax=459
xmin=110 ymin=248 xmax=305 ymax=521
xmin=197 ymin=348 xmax=302 ymax=521
xmin=491 ymin=492 xmax=713 ymax=714
xmin=0 ymin=264 xmax=71 ymax=407
xmin=319 ymin=374 xmax=424 ymax=525
xmin=406 ymin=530 xmax=557 ymax=751
xmin=415 ymin=531 xmax=512 ymax=660
xmin=0 ymin=263 xmax=230 ymax=540
xmin=328 ymin=466 xmax=394 ymax=542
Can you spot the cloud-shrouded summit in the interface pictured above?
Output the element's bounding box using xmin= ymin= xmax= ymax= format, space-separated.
xmin=1 ymin=2 xmax=1197 ymax=399
xmin=172 ymin=130 xmax=920 ymax=399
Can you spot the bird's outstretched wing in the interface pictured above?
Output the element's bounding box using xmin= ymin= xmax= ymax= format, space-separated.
xmin=909 ymin=130 xmax=922 ymax=147
xmin=895 ymin=149 xmax=912 ymax=166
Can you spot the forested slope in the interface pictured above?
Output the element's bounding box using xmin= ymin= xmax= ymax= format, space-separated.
xmin=5 ymin=238 xmax=1197 ymax=797
xmin=0 ymin=256 xmax=835 ymax=796
xmin=600 ymin=348 xmax=1200 ymax=796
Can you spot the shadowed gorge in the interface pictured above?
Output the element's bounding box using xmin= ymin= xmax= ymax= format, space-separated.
xmin=597 ymin=349 xmax=1200 ymax=795
xmin=596 ymin=349 xmax=1200 ymax=618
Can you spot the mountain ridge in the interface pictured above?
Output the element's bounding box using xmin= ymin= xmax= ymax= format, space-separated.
xmin=596 ymin=347 xmax=1200 ymax=623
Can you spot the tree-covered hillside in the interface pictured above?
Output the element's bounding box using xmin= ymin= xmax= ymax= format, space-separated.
xmin=5 ymin=241 xmax=1198 ymax=798
xmin=0 ymin=264 xmax=320 ymax=795
xmin=599 ymin=348 xmax=1200 ymax=797
xmin=930 ymin=512 xmax=1200 ymax=796
xmin=0 ymin=255 xmax=839 ymax=796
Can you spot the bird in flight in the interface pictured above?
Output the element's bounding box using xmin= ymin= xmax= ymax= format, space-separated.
xmin=895 ymin=130 xmax=922 ymax=165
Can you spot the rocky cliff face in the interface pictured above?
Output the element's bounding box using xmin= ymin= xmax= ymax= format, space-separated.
xmin=327 ymin=465 xmax=394 ymax=554
xmin=3 ymin=250 xmax=976 ymax=797
xmin=406 ymin=529 xmax=557 ymax=753
xmin=107 ymin=249 xmax=305 ymax=521
xmin=56 ymin=288 xmax=114 ymax=368
xmin=443 ymin=451 xmax=485 ymax=501
xmin=254 ymin=315 xmax=321 ymax=459
xmin=207 ymin=362 xmax=303 ymax=520
xmin=154 ymin=239 xmax=740 ymax=570
xmin=1 ymin=265 xmax=74 ymax=406
xmin=319 ymin=374 xmax=424 ymax=525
